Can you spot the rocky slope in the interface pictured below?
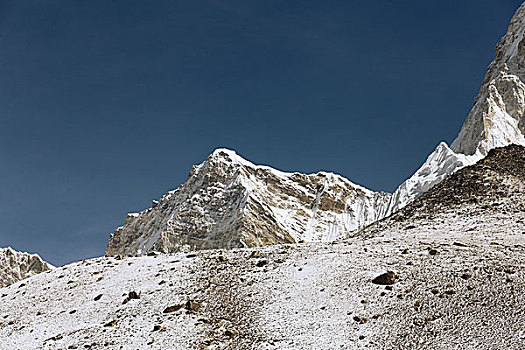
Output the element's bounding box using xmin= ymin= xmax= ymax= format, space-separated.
xmin=360 ymin=144 xmax=525 ymax=244
xmin=106 ymin=149 xmax=391 ymax=256
xmin=2 ymin=146 xmax=524 ymax=349
xmin=387 ymin=2 xmax=525 ymax=214
xmin=0 ymin=247 xmax=52 ymax=288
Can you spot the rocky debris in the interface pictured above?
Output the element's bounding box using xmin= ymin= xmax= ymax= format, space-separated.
xmin=1 ymin=237 xmax=524 ymax=349
xmin=0 ymin=247 xmax=52 ymax=288
xmin=372 ymin=271 xmax=396 ymax=285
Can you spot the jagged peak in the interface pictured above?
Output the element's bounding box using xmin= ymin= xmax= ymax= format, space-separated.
xmin=206 ymin=148 xmax=257 ymax=168
xmin=0 ymin=246 xmax=51 ymax=264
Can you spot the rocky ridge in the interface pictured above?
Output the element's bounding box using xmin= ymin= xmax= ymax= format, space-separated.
xmin=0 ymin=247 xmax=52 ymax=288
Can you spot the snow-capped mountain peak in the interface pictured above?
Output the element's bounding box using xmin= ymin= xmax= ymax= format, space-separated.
xmin=106 ymin=149 xmax=391 ymax=256
xmin=0 ymin=247 xmax=53 ymax=288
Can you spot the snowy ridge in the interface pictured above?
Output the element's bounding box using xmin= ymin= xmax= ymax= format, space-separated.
xmin=106 ymin=149 xmax=391 ymax=256
xmin=0 ymin=247 xmax=52 ymax=288
xmin=386 ymin=143 xmax=481 ymax=214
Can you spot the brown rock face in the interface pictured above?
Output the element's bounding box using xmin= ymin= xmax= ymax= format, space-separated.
xmin=0 ymin=247 xmax=52 ymax=288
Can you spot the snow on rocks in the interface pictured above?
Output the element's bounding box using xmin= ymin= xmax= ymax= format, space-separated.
xmin=106 ymin=149 xmax=391 ymax=256
xmin=2 ymin=146 xmax=525 ymax=349
xmin=0 ymin=247 xmax=52 ymax=288
xmin=1 ymin=233 xmax=524 ymax=349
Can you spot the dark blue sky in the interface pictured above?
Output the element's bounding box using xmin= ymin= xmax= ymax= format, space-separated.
xmin=0 ymin=0 xmax=522 ymax=266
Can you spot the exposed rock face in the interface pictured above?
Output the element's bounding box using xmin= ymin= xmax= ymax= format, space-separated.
xmin=0 ymin=247 xmax=52 ymax=288
xmin=106 ymin=149 xmax=391 ymax=256
xmin=452 ymin=4 xmax=525 ymax=155
xmin=387 ymin=3 xmax=525 ymax=213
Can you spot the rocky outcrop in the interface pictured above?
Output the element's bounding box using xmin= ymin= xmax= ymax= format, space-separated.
xmin=0 ymin=247 xmax=52 ymax=288
xmin=106 ymin=149 xmax=391 ymax=256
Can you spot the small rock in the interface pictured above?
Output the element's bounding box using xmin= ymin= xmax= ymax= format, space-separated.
xmin=256 ymin=260 xmax=268 ymax=267
xmin=372 ymin=271 xmax=396 ymax=285
xmin=94 ymin=294 xmax=103 ymax=301
xmin=163 ymin=304 xmax=184 ymax=313
xmin=353 ymin=316 xmax=368 ymax=324
xmin=123 ymin=291 xmax=140 ymax=304
xmin=185 ymin=300 xmax=201 ymax=311
xmin=428 ymin=249 xmax=439 ymax=256
xmin=224 ymin=329 xmax=237 ymax=338
xmin=104 ymin=319 xmax=118 ymax=327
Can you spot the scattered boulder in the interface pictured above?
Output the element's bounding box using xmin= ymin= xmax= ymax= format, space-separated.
xmin=104 ymin=319 xmax=118 ymax=327
xmin=152 ymin=325 xmax=165 ymax=332
xmin=185 ymin=300 xmax=201 ymax=312
xmin=123 ymin=291 xmax=140 ymax=304
xmin=372 ymin=271 xmax=396 ymax=285
xmin=163 ymin=304 xmax=184 ymax=313
xmin=429 ymin=249 xmax=439 ymax=256
xmin=256 ymin=260 xmax=268 ymax=267
xmin=353 ymin=316 xmax=368 ymax=324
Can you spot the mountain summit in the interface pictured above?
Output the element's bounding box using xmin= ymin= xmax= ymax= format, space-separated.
xmin=106 ymin=149 xmax=390 ymax=256
xmin=0 ymin=247 xmax=52 ymax=288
